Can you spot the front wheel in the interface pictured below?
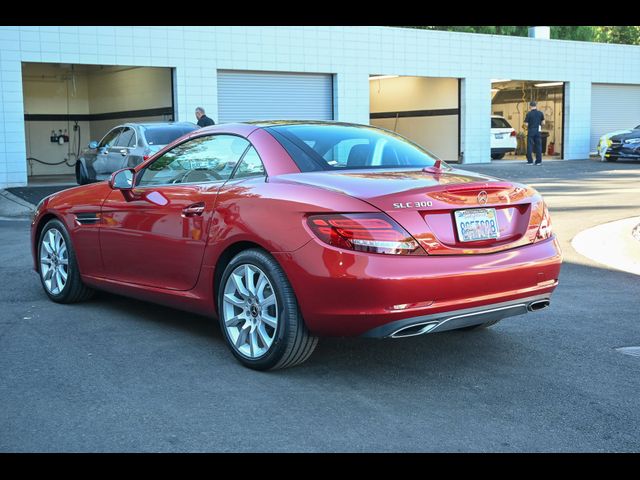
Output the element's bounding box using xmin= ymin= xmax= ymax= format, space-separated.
xmin=491 ymin=153 xmax=505 ymax=160
xmin=38 ymin=219 xmax=94 ymax=303
xmin=604 ymin=155 xmax=618 ymax=162
xmin=217 ymin=249 xmax=318 ymax=370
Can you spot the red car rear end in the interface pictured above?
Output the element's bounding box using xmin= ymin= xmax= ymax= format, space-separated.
xmin=270 ymin=167 xmax=560 ymax=337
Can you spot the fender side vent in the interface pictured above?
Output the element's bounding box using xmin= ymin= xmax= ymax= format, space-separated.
xmin=75 ymin=213 xmax=101 ymax=225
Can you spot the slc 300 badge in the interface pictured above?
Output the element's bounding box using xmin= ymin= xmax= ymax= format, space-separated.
xmin=393 ymin=201 xmax=433 ymax=209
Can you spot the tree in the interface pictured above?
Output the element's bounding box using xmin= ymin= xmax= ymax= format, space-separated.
xmin=405 ymin=26 xmax=640 ymax=45
xmin=594 ymin=26 xmax=640 ymax=45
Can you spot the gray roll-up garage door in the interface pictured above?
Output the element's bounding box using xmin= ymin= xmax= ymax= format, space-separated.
xmin=591 ymin=83 xmax=640 ymax=151
xmin=217 ymin=70 xmax=333 ymax=123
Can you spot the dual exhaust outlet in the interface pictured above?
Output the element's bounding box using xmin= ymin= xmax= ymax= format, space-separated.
xmin=527 ymin=299 xmax=550 ymax=312
xmin=389 ymin=298 xmax=551 ymax=339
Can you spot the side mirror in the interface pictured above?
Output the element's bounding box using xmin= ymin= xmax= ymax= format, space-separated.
xmin=109 ymin=168 xmax=135 ymax=190
xmin=89 ymin=140 xmax=99 ymax=149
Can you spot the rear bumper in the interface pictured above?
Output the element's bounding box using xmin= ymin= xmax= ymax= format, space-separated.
xmin=274 ymin=235 xmax=562 ymax=337
xmin=362 ymin=294 xmax=550 ymax=338
xmin=491 ymin=147 xmax=516 ymax=154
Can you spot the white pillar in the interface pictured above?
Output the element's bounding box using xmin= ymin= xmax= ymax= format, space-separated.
xmin=460 ymin=77 xmax=491 ymax=164
xmin=333 ymin=71 xmax=370 ymax=124
xmin=563 ymin=80 xmax=591 ymax=160
xmin=0 ymin=50 xmax=27 ymax=187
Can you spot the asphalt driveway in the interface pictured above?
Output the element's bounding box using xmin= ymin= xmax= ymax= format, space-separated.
xmin=1 ymin=159 xmax=639 ymax=452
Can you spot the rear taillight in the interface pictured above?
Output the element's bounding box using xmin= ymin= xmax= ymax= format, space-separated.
xmin=536 ymin=203 xmax=553 ymax=240
xmin=510 ymin=130 xmax=517 ymax=137
xmin=143 ymin=155 xmax=150 ymax=161
xmin=307 ymin=213 xmax=426 ymax=255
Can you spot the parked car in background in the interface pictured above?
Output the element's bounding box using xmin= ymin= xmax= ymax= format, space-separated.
xmin=76 ymin=122 xmax=199 ymax=184
xmin=33 ymin=121 xmax=562 ymax=370
xmin=490 ymin=115 xmax=517 ymax=160
xmin=597 ymin=124 xmax=640 ymax=162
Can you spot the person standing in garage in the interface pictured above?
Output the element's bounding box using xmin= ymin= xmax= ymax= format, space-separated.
xmin=524 ymin=101 xmax=545 ymax=165
xmin=195 ymin=107 xmax=215 ymax=128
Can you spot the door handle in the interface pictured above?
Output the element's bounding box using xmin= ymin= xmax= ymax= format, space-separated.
xmin=182 ymin=202 xmax=205 ymax=217
xmin=120 ymin=149 xmax=128 ymax=156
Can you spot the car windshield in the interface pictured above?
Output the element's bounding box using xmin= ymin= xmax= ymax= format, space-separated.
xmin=266 ymin=124 xmax=442 ymax=172
xmin=491 ymin=117 xmax=512 ymax=129
xmin=142 ymin=125 xmax=197 ymax=146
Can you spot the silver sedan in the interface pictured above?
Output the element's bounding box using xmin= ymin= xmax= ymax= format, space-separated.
xmin=76 ymin=122 xmax=198 ymax=184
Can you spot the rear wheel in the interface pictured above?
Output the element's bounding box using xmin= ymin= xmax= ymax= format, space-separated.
xmin=491 ymin=153 xmax=505 ymax=160
xmin=217 ymin=249 xmax=318 ymax=370
xmin=604 ymin=156 xmax=618 ymax=162
xmin=38 ymin=219 xmax=94 ymax=303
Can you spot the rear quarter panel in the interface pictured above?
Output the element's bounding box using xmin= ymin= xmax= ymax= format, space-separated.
xmin=202 ymin=176 xmax=380 ymax=268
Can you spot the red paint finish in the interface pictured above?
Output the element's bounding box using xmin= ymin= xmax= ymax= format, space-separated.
xmin=31 ymin=122 xmax=562 ymax=337
xmin=273 ymin=236 xmax=561 ymax=336
xmin=100 ymin=184 xmax=219 ymax=290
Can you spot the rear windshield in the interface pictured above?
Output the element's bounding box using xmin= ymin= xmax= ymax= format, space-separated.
xmin=491 ymin=117 xmax=512 ymax=129
xmin=266 ymin=124 xmax=442 ymax=172
xmin=142 ymin=125 xmax=198 ymax=146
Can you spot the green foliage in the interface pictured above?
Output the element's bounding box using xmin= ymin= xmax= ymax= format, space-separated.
xmin=594 ymin=26 xmax=640 ymax=45
xmin=405 ymin=26 xmax=640 ymax=45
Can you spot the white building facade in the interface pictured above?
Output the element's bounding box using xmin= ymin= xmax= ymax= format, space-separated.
xmin=1 ymin=25 xmax=640 ymax=188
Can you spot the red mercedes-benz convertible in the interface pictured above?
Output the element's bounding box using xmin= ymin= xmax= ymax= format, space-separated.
xmin=31 ymin=121 xmax=562 ymax=370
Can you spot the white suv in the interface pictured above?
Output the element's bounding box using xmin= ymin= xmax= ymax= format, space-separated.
xmin=491 ymin=115 xmax=517 ymax=159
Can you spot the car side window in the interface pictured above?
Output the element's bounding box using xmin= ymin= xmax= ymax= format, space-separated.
xmin=99 ymin=128 xmax=122 ymax=149
xmin=127 ymin=131 xmax=138 ymax=148
xmin=137 ymin=134 xmax=250 ymax=187
xmin=232 ymin=147 xmax=266 ymax=179
xmin=115 ymin=128 xmax=135 ymax=148
xmin=115 ymin=128 xmax=135 ymax=147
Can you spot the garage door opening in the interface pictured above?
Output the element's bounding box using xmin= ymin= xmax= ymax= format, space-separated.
xmin=369 ymin=75 xmax=460 ymax=162
xmin=491 ymin=79 xmax=564 ymax=161
xmin=22 ymin=62 xmax=175 ymax=182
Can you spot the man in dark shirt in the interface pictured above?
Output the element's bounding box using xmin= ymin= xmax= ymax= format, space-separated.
xmin=524 ymin=101 xmax=545 ymax=165
xmin=195 ymin=107 xmax=215 ymax=128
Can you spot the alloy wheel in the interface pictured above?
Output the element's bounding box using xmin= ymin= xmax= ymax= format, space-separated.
xmin=222 ymin=264 xmax=279 ymax=359
xmin=39 ymin=228 xmax=69 ymax=295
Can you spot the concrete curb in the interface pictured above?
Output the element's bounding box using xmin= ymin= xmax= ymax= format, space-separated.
xmin=0 ymin=189 xmax=35 ymax=219
xmin=572 ymin=216 xmax=640 ymax=276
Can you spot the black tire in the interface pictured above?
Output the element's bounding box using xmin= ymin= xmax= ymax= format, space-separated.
xmin=217 ymin=248 xmax=318 ymax=371
xmin=456 ymin=318 xmax=502 ymax=331
xmin=491 ymin=153 xmax=505 ymax=160
xmin=37 ymin=219 xmax=95 ymax=303
xmin=605 ymin=156 xmax=618 ymax=162
xmin=76 ymin=161 xmax=89 ymax=185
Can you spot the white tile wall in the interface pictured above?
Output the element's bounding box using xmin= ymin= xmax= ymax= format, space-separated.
xmin=2 ymin=25 xmax=640 ymax=186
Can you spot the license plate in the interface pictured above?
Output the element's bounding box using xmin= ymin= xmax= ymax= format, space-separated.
xmin=495 ymin=134 xmax=504 ymax=139
xmin=454 ymin=208 xmax=500 ymax=242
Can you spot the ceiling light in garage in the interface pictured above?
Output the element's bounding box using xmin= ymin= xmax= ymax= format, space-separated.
xmin=534 ymin=82 xmax=563 ymax=87
xmin=369 ymin=75 xmax=400 ymax=81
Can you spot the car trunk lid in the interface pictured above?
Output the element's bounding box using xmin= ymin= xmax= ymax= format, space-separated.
xmin=274 ymin=168 xmax=546 ymax=255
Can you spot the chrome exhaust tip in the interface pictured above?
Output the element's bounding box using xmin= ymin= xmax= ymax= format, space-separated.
xmin=527 ymin=299 xmax=550 ymax=312
xmin=390 ymin=321 xmax=439 ymax=339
